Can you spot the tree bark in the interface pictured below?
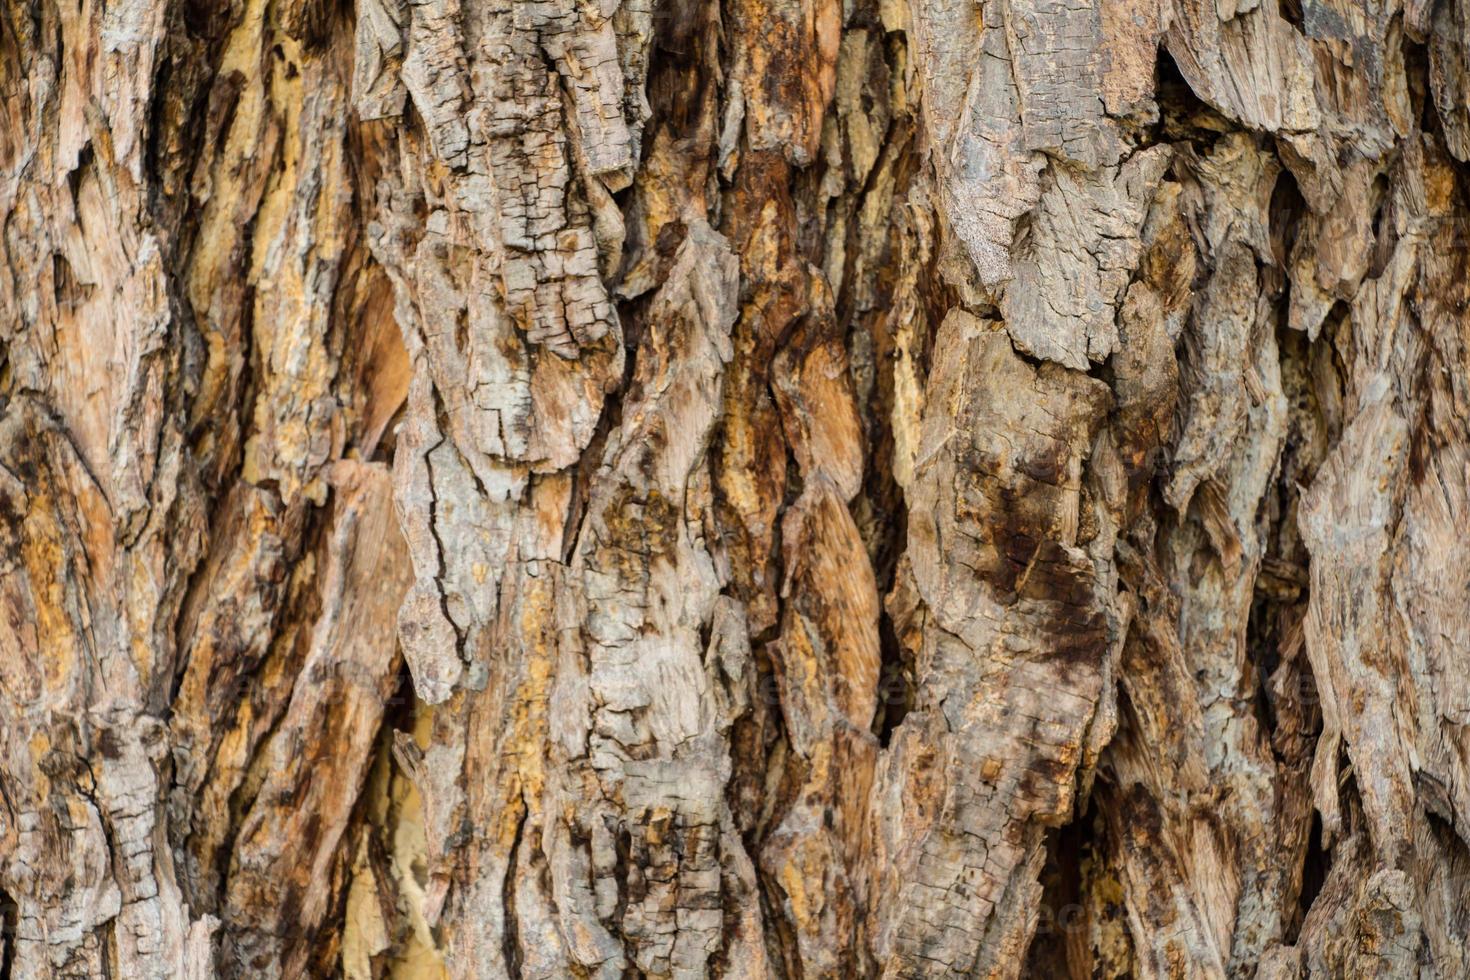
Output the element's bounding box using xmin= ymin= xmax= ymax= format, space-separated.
xmin=4 ymin=0 xmax=1470 ymax=976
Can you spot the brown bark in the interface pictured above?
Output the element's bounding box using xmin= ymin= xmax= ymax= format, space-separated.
xmin=3 ymin=0 xmax=1470 ymax=976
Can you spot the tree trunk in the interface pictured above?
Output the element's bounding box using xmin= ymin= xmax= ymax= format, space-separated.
xmin=3 ymin=0 xmax=1469 ymax=975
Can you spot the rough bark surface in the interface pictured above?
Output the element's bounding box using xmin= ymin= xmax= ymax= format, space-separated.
xmin=4 ymin=0 xmax=1470 ymax=976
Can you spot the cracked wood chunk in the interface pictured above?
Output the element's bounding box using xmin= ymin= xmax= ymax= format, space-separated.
xmin=366 ymin=0 xmax=650 ymax=703
xmin=1000 ymin=148 xmax=1172 ymax=369
xmin=869 ymin=311 xmax=1119 ymax=977
xmin=534 ymin=225 xmax=749 ymax=976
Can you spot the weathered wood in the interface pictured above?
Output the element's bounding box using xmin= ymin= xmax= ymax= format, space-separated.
xmin=4 ymin=0 xmax=1470 ymax=975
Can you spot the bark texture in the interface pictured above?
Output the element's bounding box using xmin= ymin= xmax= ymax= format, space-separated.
xmin=4 ymin=0 xmax=1470 ymax=976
